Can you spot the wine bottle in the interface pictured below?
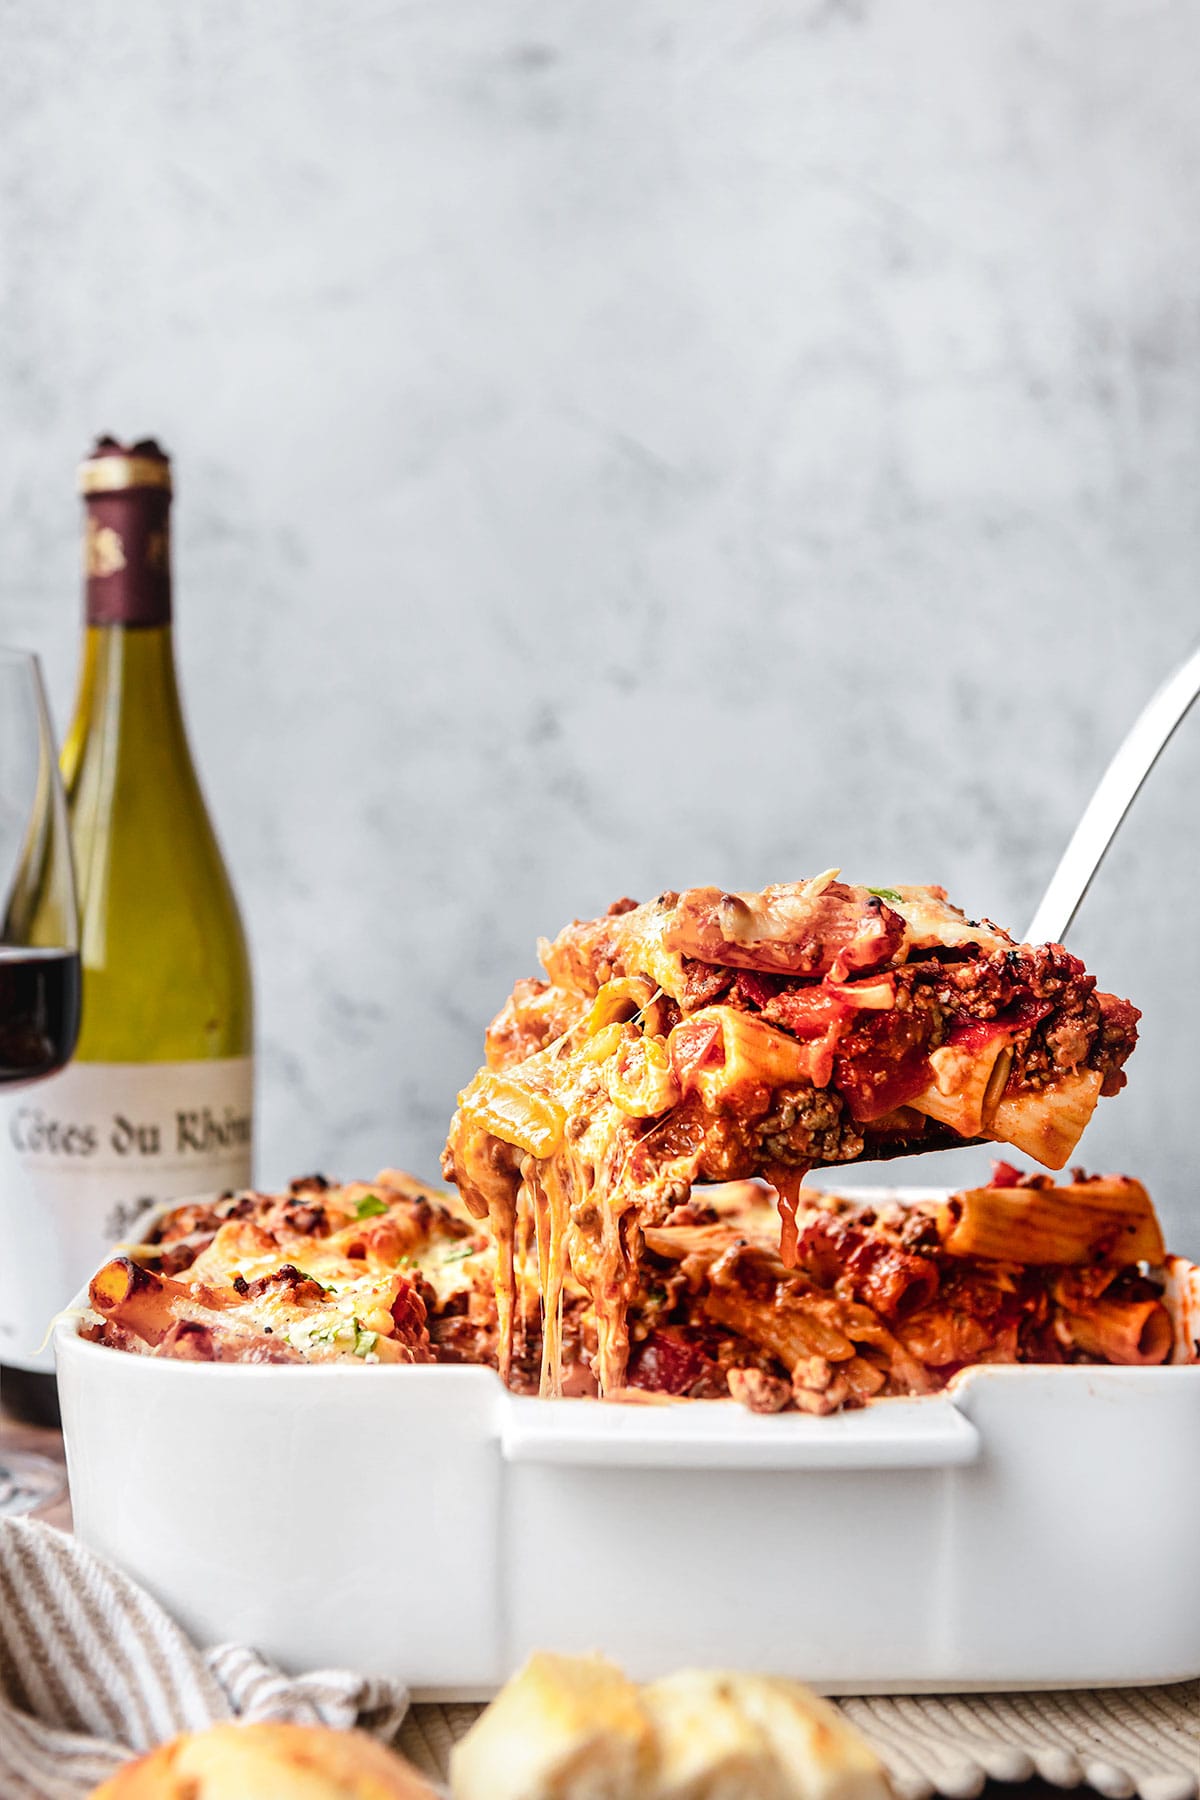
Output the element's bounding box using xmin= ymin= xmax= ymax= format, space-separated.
xmin=0 ymin=438 xmax=254 ymax=1425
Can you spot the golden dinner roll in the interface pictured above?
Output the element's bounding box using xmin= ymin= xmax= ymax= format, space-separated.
xmin=639 ymin=1668 xmax=784 ymax=1799
xmin=643 ymin=1671 xmax=892 ymax=1800
xmin=449 ymin=1651 xmax=653 ymax=1800
xmin=88 ymin=1721 xmax=437 ymax=1800
xmin=450 ymin=1655 xmax=893 ymax=1800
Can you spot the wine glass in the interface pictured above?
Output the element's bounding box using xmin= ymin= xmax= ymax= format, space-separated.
xmin=0 ymin=649 xmax=81 ymax=1515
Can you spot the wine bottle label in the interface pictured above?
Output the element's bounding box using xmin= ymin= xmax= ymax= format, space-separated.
xmin=0 ymin=1057 xmax=253 ymax=1373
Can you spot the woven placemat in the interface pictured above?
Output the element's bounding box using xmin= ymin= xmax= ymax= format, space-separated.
xmin=396 ymin=1684 xmax=1199 ymax=1800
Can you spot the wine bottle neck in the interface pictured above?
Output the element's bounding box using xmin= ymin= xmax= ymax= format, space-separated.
xmin=72 ymin=441 xmax=189 ymax=776
xmin=82 ymin=479 xmax=172 ymax=628
xmin=61 ymin=626 xmax=195 ymax=796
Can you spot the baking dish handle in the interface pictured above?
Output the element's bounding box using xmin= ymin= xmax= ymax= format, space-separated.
xmin=497 ymin=1393 xmax=981 ymax=1471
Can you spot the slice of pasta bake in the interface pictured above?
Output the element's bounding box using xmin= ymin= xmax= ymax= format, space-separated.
xmin=442 ymin=876 xmax=1140 ymax=1393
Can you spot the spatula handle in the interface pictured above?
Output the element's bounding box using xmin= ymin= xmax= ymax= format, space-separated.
xmin=1026 ymin=641 xmax=1200 ymax=946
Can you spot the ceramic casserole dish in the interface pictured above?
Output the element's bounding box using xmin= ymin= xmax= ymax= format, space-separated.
xmin=55 ymin=1189 xmax=1200 ymax=1698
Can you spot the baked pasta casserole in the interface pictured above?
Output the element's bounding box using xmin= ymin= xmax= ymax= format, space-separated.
xmin=82 ymin=877 xmax=1198 ymax=1417
xmin=82 ymin=1164 xmax=1199 ymax=1415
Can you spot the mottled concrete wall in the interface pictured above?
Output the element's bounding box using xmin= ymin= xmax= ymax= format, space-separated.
xmin=2 ymin=2 xmax=1198 ymax=1252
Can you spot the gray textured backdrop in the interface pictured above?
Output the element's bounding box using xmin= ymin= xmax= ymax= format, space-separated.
xmin=2 ymin=1 xmax=1198 ymax=1254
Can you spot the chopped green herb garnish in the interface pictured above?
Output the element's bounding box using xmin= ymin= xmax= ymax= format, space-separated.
xmin=354 ymin=1193 xmax=388 ymax=1219
xmin=867 ymin=887 xmax=902 ymax=903
xmin=443 ymin=1241 xmax=479 ymax=1264
xmin=353 ymin=1324 xmax=379 ymax=1358
xmin=295 ymin=1322 xmax=338 ymax=1348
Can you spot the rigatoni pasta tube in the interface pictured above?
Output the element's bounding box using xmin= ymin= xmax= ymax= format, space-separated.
xmin=938 ymin=1177 xmax=1165 ymax=1266
xmin=702 ymin=1286 xmax=857 ymax=1367
xmin=1055 ymin=1297 xmax=1173 ymax=1365
xmin=988 ymin=1067 xmax=1103 ymax=1169
xmin=89 ymin=1258 xmax=195 ymax=1346
xmin=672 ymin=1006 xmax=822 ymax=1107
xmin=908 ymin=1029 xmax=1012 ymax=1138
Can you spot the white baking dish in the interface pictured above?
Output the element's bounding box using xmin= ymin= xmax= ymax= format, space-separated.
xmin=55 ymin=1195 xmax=1200 ymax=1698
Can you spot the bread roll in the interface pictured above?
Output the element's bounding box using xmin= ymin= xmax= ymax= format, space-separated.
xmin=643 ymin=1672 xmax=891 ymax=1800
xmin=88 ymin=1721 xmax=437 ymax=1800
xmin=449 ymin=1651 xmax=653 ymax=1800
xmin=639 ymin=1669 xmax=786 ymax=1799
xmin=450 ymin=1657 xmax=892 ymax=1800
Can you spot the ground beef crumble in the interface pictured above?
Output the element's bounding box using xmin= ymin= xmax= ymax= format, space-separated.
xmin=727 ymin=943 xmax=1139 ymax=1101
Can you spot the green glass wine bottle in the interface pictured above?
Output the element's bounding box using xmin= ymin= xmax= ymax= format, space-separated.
xmin=0 ymin=439 xmax=254 ymax=1425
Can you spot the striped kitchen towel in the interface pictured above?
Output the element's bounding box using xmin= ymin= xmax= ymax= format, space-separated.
xmin=0 ymin=1520 xmax=408 ymax=1799
xmin=1 ymin=1518 xmax=1196 ymax=1800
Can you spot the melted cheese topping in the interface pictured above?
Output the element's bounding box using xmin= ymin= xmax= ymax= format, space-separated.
xmin=88 ymin=1176 xmax=493 ymax=1366
xmin=883 ymin=885 xmax=1014 ymax=957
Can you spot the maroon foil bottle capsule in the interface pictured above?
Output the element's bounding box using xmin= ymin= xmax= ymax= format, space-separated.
xmin=80 ymin=436 xmax=174 ymax=627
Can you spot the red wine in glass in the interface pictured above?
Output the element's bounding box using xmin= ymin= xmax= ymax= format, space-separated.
xmin=0 ymin=650 xmax=81 ymax=1512
xmin=0 ymin=949 xmax=80 ymax=1445
xmin=0 ymin=948 xmax=81 ymax=1086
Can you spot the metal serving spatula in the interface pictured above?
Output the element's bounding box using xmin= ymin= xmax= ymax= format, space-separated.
xmin=1025 ymin=641 xmax=1200 ymax=946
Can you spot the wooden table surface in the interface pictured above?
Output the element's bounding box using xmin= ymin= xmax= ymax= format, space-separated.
xmin=0 ymin=1401 xmax=72 ymax=1530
